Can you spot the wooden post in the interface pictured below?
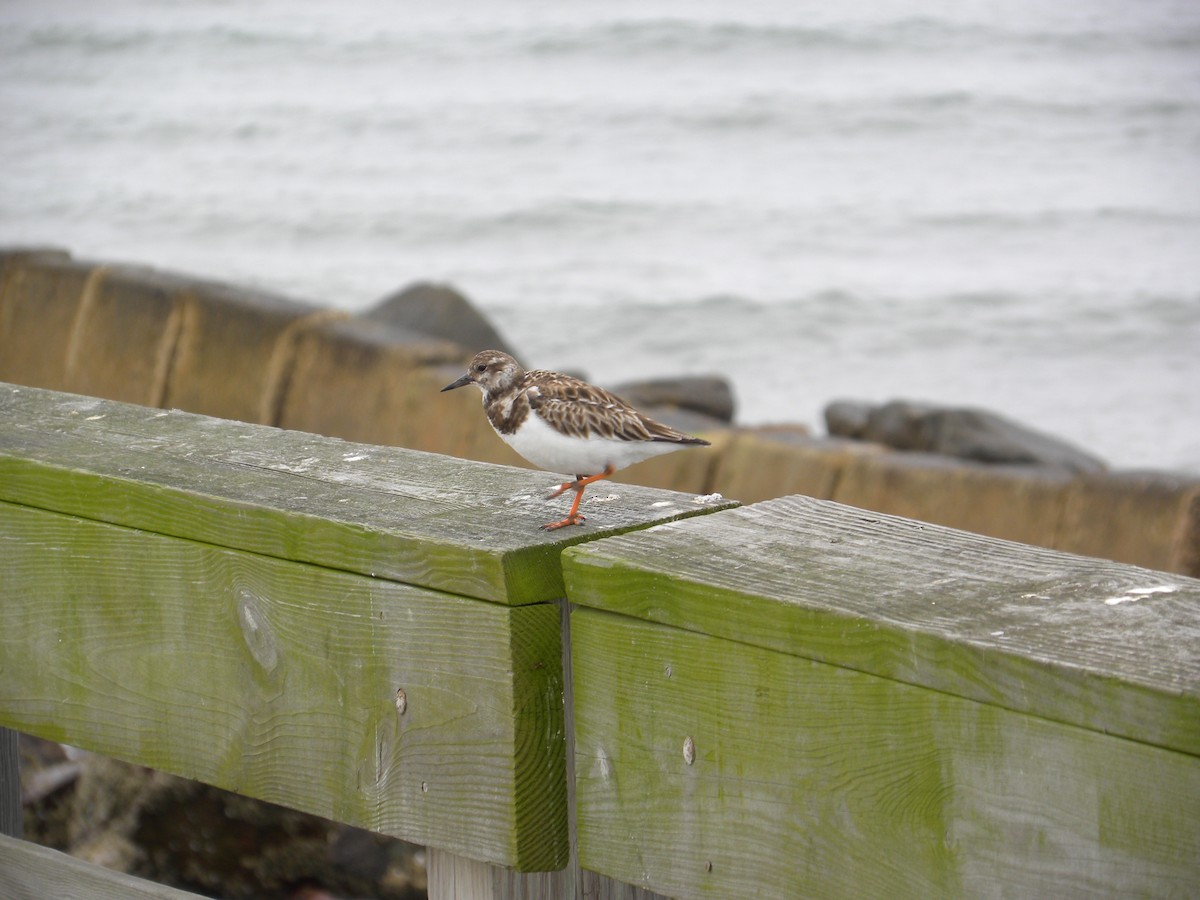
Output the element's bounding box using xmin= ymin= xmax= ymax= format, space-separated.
xmin=0 ymin=727 xmax=20 ymax=839
xmin=424 ymin=600 xmax=670 ymax=900
xmin=424 ymin=853 xmax=668 ymax=900
xmin=423 ymin=600 xmax=583 ymax=900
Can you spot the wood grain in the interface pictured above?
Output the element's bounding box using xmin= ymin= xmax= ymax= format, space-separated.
xmin=427 ymin=847 xmax=572 ymax=899
xmin=0 ymin=834 xmax=203 ymax=899
xmin=0 ymin=384 xmax=735 ymax=605
xmin=572 ymin=607 xmax=1200 ymax=899
xmin=0 ymin=727 xmax=19 ymax=839
xmin=563 ymin=495 xmax=1200 ymax=756
xmin=424 ymin=850 xmax=671 ymax=900
xmin=0 ymin=501 xmax=567 ymax=870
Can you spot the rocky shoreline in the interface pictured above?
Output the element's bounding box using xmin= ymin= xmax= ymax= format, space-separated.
xmin=359 ymin=275 xmax=1111 ymax=475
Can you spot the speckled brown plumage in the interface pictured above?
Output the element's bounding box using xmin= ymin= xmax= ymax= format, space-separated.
xmin=522 ymin=372 xmax=704 ymax=444
xmin=441 ymin=349 xmax=711 ymax=529
xmin=449 ymin=351 xmax=706 ymax=445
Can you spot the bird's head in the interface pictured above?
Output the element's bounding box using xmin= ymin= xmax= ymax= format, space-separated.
xmin=441 ymin=350 xmax=523 ymax=397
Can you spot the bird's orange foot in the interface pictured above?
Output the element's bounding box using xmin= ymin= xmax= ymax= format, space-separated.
xmin=540 ymin=512 xmax=586 ymax=531
xmin=542 ymin=466 xmax=612 ymax=531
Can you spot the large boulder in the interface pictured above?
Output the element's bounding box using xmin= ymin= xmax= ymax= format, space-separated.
xmin=823 ymin=400 xmax=873 ymax=440
xmin=362 ymin=282 xmax=519 ymax=359
xmin=921 ymin=406 xmax=1106 ymax=473
xmin=609 ymin=375 xmax=736 ymax=424
xmin=860 ymin=400 xmax=940 ymax=451
xmin=826 ymin=399 xmax=1106 ymax=474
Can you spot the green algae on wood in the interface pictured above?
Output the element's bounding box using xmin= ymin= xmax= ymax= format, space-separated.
xmin=572 ymin=607 xmax=1200 ymax=899
xmin=562 ymin=496 xmax=1200 ymax=757
xmin=0 ymin=383 xmax=733 ymax=606
xmin=0 ymin=501 xmax=566 ymax=870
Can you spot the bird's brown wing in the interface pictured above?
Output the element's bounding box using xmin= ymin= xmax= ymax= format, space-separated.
xmin=523 ymin=371 xmax=707 ymax=444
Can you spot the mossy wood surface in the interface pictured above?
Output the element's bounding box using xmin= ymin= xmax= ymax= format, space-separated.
xmin=563 ymin=495 xmax=1200 ymax=756
xmin=0 ymin=384 xmax=732 ymax=605
xmin=0 ymin=501 xmax=566 ymax=870
xmin=572 ymin=607 xmax=1200 ymax=899
xmin=0 ymin=834 xmax=204 ymax=899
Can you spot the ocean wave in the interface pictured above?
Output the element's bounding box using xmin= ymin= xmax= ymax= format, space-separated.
xmin=12 ymin=12 xmax=1197 ymax=65
xmin=588 ymin=91 xmax=1200 ymax=140
xmin=398 ymin=199 xmax=667 ymax=244
xmin=521 ymin=19 xmax=880 ymax=57
xmin=5 ymin=20 xmax=418 ymax=63
xmin=909 ymin=207 xmax=1200 ymax=231
xmin=519 ymin=15 xmax=1200 ymax=58
xmin=50 ymin=88 xmax=1191 ymax=150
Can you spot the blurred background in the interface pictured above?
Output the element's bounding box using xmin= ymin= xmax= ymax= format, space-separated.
xmin=2 ymin=0 xmax=1198 ymax=472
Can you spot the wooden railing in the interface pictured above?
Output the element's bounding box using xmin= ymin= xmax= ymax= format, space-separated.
xmin=1 ymin=383 xmax=1197 ymax=899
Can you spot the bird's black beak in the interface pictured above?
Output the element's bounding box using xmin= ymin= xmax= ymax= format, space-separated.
xmin=441 ymin=372 xmax=473 ymax=392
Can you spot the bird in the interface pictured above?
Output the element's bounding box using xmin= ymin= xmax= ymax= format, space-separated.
xmin=441 ymin=350 xmax=711 ymax=530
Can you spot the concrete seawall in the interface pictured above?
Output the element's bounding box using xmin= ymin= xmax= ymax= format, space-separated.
xmin=2 ymin=248 xmax=1196 ymax=577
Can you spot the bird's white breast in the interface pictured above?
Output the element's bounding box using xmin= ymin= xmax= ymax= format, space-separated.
xmin=498 ymin=409 xmax=685 ymax=476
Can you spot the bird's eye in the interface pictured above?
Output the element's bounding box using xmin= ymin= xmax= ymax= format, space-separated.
xmin=474 ymin=364 xmax=487 ymax=373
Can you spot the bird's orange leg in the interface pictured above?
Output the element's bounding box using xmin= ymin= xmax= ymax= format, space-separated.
xmin=541 ymin=483 xmax=587 ymax=531
xmin=541 ymin=465 xmax=615 ymax=530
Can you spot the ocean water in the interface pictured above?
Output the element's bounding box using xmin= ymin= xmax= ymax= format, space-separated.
xmin=2 ymin=0 xmax=1198 ymax=471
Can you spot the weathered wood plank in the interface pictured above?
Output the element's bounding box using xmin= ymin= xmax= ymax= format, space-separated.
xmin=427 ymin=848 xmax=572 ymax=899
xmin=579 ymin=870 xmax=671 ymax=900
xmin=0 ymin=834 xmax=204 ymax=899
xmin=424 ymin=850 xmax=671 ymax=900
xmin=572 ymin=607 xmax=1200 ymax=899
xmin=0 ymin=727 xmax=19 ymax=839
xmin=0 ymin=384 xmax=734 ymax=605
xmin=562 ymin=495 xmax=1200 ymax=756
xmin=425 ymin=601 xmax=672 ymax=900
xmin=0 ymin=501 xmax=566 ymax=870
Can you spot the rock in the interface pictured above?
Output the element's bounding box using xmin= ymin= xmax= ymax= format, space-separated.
xmin=862 ymin=400 xmax=940 ymax=451
xmin=922 ymin=406 xmax=1106 ymax=473
xmin=632 ymin=403 xmax=729 ymax=436
xmin=824 ymin=400 xmax=873 ymax=439
xmin=363 ymin=282 xmax=520 ymax=359
xmin=825 ymin=399 xmax=1106 ymax=473
xmin=609 ymin=375 xmax=736 ymax=423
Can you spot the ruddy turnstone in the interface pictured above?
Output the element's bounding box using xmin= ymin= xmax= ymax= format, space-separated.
xmin=442 ymin=350 xmax=711 ymax=530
